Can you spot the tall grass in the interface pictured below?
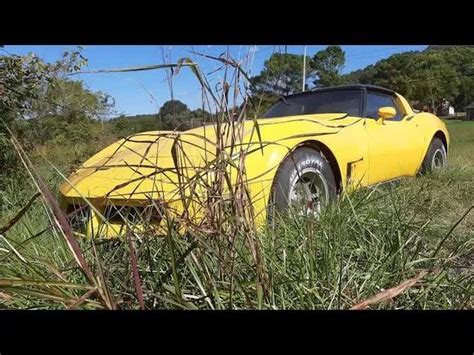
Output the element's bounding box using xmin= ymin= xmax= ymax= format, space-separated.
xmin=0 ymin=53 xmax=472 ymax=310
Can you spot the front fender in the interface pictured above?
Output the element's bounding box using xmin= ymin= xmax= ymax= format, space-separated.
xmin=411 ymin=113 xmax=450 ymax=171
xmin=240 ymin=115 xmax=368 ymax=225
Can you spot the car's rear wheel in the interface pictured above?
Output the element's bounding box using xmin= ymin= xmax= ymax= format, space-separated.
xmin=420 ymin=137 xmax=447 ymax=173
xmin=269 ymin=147 xmax=337 ymax=221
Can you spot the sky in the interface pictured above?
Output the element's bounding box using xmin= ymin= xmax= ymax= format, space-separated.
xmin=3 ymin=45 xmax=427 ymax=116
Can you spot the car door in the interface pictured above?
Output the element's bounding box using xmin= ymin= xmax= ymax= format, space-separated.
xmin=364 ymin=90 xmax=423 ymax=185
xmin=305 ymin=88 xmax=371 ymax=189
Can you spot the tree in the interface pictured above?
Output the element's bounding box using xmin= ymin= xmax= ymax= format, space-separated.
xmin=111 ymin=114 xmax=160 ymax=136
xmin=191 ymin=108 xmax=212 ymax=121
xmin=312 ymin=46 xmax=345 ymax=87
xmin=248 ymin=52 xmax=313 ymax=117
xmin=23 ymin=83 xmax=113 ymax=146
xmin=0 ymin=49 xmax=88 ymax=123
xmin=342 ymin=46 xmax=474 ymax=110
xmin=159 ymin=99 xmax=189 ymax=118
xmin=32 ymin=79 xmax=114 ymax=123
xmin=158 ymin=99 xmax=191 ymax=130
xmin=251 ymin=53 xmax=312 ymax=97
xmin=0 ymin=49 xmax=89 ymax=180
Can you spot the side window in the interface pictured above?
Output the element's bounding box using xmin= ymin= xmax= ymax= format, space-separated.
xmin=366 ymin=92 xmax=403 ymax=121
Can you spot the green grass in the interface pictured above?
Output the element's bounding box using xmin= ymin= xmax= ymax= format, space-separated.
xmin=0 ymin=120 xmax=472 ymax=310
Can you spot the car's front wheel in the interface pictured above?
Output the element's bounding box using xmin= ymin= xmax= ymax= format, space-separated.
xmin=420 ymin=137 xmax=447 ymax=173
xmin=269 ymin=147 xmax=337 ymax=220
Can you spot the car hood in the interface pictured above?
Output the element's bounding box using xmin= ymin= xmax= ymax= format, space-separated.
xmin=59 ymin=113 xmax=355 ymax=202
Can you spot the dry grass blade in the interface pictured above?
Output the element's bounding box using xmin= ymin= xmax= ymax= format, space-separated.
xmin=126 ymin=232 xmax=145 ymax=310
xmin=9 ymin=135 xmax=95 ymax=282
xmin=0 ymin=192 xmax=40 ymax=235
xmin=0 ymin=279 xmax=95 ymax=289
xmin=67 ymin=287 xmax=98 ymax=309
xmin=1 ymin=287 xmax=75 ymax=304
xmin=69 ymin=62 xmax=197 ymax=76
xmin=350 ymin=270 xmax=429 ymax=310
xmin=1 ymin=235 xmax=27 ymax=263
xmin=0 ymin=291 xmax=13 ymax=301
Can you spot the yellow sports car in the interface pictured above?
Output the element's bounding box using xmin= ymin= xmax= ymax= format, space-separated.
xmin=59 ymin=85 xmax=449 ymax=238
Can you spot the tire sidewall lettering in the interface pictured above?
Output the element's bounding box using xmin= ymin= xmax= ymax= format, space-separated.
xmin=288 ymin=157 xmax=323 ymax=186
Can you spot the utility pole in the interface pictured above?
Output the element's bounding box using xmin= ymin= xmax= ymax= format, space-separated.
xmin=302 ymin=45 xmax=307 ymax=92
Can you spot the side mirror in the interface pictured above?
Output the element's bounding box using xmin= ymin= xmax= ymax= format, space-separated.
xmin=377 ymin=106 xmax=396 ymax=124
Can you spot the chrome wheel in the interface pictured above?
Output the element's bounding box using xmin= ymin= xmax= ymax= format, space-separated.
xmin=288 ymin=167 xmax=329 ymax=216
xmin=431 ymin=147 xmax=446 ymax=170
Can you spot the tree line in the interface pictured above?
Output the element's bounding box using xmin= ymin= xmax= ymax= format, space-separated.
xmin=110 ymin=100 xmax=213 ymax=136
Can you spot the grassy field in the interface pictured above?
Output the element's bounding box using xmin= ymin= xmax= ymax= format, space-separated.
xmin=0 ymin=120 xmax=472 ymax=309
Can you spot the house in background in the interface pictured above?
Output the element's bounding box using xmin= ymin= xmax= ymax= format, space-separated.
xmin=436 ymin=98 xmax=455 ymax=117
xmin=411 ymin=101 xmax=435 ymax=114
xmin=466 ymin=102 xmax=474 ymax=120
xmin=412 ymin=99 xmax=457 ymax=117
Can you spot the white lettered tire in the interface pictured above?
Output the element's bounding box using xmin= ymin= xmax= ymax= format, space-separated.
xmin=269 ymin=147 xmax=337 ymax=218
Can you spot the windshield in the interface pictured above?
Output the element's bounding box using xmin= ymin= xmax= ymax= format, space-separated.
xmin=262 ymin=89 xmax=363 ymax=118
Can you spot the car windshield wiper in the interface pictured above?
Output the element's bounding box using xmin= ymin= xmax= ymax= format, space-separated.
xmin=280 ymin=96 xmax=292 ymax=106
xmin=279 ymin=97 xmax=305 ymax=114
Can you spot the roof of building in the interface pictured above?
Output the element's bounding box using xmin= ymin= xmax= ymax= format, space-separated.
xmin=465 ymin=102 xmax=474 ymax=109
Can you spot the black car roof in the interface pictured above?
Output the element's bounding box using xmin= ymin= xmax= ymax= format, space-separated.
xmin=284 ymin=84 xmax=397 ymax=99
